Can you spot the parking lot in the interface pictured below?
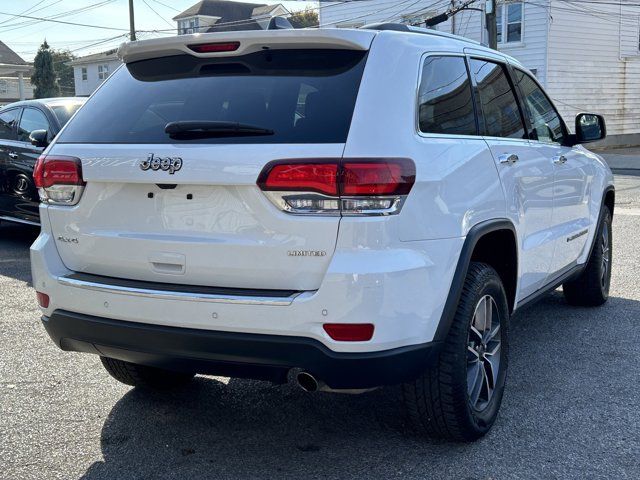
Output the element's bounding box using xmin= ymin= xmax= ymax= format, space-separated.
xmin=1 ymin=171 xmax=639 ymax=480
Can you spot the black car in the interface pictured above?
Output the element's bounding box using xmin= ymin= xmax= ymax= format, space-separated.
xmin=0 ymin=97 xmax=86 ymax=226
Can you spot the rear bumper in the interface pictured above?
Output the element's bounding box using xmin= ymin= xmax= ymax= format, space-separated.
xmin=31 ymin=220 xmax=465 ymax=353
xmin=43 ymin=310 xmax=441 ymax=389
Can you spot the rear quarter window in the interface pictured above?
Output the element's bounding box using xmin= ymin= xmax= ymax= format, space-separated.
xmin=57 ymin=49 xmax=367 ymax=145
xmin=418 ymin=55 xmax=477 ymax=136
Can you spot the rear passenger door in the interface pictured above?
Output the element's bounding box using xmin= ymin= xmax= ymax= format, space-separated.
xmin=13 ymin=107 xmax=52 ymax=220
xmin=468 ymin=57 xmax=556 ymax=300
xmin=512 ymin=68 xmax=594 ymax=276
xmin=0 ymin=108 xmax=22 ymax=217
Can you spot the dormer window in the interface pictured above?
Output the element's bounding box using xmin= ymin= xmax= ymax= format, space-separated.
xmin=178 ymin=17 xmax=200 ymax=35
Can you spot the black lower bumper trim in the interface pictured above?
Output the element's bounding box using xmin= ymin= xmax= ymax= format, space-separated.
xmin=43 ymin=310 xmax=440 ymax=389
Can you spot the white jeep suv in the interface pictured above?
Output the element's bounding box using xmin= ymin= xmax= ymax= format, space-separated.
xmin=31 ymin=24 xmax=614 ymax=442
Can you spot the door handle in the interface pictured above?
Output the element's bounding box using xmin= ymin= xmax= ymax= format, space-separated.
xmin=8 ymin=152 xmax=18 ymax=159
xmin=499 ymin=154 xmax=519 ymax=165
xmin=553 ymin=155 xmax=567 ymax=165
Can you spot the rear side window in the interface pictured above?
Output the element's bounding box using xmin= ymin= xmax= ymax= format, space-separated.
xmin=470 ymin=59 xmax=525 ymax=139
xmin=57 ymin=49 xmax=367 ymax=144
xmin=418 ymin=56 xmax=476 ymax=136
xmin=513 ymin=69 xmax=565 ymax=144
xmin=0 ymin=108 xmax=19 ymax=141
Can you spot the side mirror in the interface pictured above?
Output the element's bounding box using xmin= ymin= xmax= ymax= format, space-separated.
xmin=29 ymin=129 xmax=49 ymax=148
xmin=575 ymin=113 xmax=606 ymax=144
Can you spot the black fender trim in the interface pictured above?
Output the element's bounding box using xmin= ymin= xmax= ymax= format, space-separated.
xmin=586 ymin=185 xmax=615 ymax=262
xmin=433 ymin=219 xmax=517 ymax=343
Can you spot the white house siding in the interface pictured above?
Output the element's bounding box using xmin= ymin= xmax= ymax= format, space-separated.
xmin=0 ymin=77 xmax=34 ymax=104
xmin=72 ymin=59 xmax=122 ymax=97
xmin=320 ymin=0 xmax=463 ymax=30
xmin=545 ymin=0 xmax=640 ymax=141
xmin=497 ymin=0 xmax=549 ymax=86
xmin=319 ymin=1 xmax=548 ymax=83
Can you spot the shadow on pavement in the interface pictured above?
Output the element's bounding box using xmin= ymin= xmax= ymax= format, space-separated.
xmin=79 ymin=291 xmax=640 ymax=479
xmin=0 ymin=222 xmax=39 ymax=285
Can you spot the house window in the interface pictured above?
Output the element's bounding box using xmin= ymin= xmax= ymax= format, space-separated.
xmin=178 ymin=17 xmax=199 ymax=35
xmin=81 ymin=67 xmax=87 ymax=81
xmin=496 ymin=1 xmax=523 ymax=44
xmin=0 ymin=79 xmax=8 ymax=95
xmin=98 ymin=64 xmax=109 ymax=80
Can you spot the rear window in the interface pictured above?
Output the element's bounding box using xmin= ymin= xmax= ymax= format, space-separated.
xmin=57 ymin=49 xmax=367 ymax=144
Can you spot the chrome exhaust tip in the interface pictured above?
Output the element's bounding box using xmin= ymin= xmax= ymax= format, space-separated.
xmin=296 ymin=371 xmax=319 ymax=392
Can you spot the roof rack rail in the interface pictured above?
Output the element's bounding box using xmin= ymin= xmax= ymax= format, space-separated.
xmin=361 ymin=22 xmax=482 ymax=46
xmin=361 ymin=22 xmax=411 ymax=32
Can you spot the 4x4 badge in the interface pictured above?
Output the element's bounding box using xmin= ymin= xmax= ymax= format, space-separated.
xmin=140 ymin=153 xmax=183 ymax=174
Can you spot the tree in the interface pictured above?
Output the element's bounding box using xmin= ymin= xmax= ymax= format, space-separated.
xmin=51 ymin=49 xmax=76 ymax=96
xmin=30 ymin=40 xmax=60 ymax=99
xmin=289 ymin=8 xmax=318 ymax=29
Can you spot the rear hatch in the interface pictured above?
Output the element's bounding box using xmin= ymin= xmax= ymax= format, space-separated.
xmin=46 ymin=31 xmax=374 ymax=291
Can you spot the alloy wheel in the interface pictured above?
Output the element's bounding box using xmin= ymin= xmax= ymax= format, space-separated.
xmin=467 ymin=295 xmax=501 ymax=412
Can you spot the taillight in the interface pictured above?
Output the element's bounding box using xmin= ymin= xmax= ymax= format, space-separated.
xmin=257 ymin=158 xmax=415 ymax=215
xmin=33 ymin=155 xmax=85 ymax=206
xmin=261 ymin=163 xmax=338 ymax=195
xmin=187 ymin=41 xmax=240 ymax=53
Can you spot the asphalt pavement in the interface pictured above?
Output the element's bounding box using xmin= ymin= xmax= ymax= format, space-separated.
xmin=1 ymin=173 xmax=639 ymax=480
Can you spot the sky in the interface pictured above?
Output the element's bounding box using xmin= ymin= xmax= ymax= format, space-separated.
xmin=0 ymin=0 xmax=319 ymax=62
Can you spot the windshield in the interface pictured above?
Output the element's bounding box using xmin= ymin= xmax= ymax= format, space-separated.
xmin=50 ymin=103 xmax=84 ymax=126
xmin=57 ymin=49 xmax=367 ymax=144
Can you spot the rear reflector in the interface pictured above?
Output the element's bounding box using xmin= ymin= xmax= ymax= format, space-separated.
xmin=36 ymin=292 xmax=50 ymax=308
xmin=188 ymin=41 xmax=240 ymax=53
xmin=323 ymin=323 xmax=374 ymax=342
xmin=33 ymin=155 xmax=85 ymax=205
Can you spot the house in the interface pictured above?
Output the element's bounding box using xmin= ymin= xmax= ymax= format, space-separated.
xmin=173 ymin=0 xmax=314 ymax=33
xmin=68 ymin=49 xmax=121 ymax=97
xmin=0 ymin=40 xmax=34 ymax=105
xmin=320 ymin=0 xmax=640 ymax=147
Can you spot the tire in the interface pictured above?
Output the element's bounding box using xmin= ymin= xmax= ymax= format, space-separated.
xmin=100 ymin=357 xmax=195 ymax=389
xmin=563 ymin=206 xmax=612 ymax=307
xmin=402 ymin=262 xmax=509 ymax=442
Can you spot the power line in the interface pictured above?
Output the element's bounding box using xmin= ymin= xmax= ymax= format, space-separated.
xmin=0 ymin=3 xmax=126 ymax=32
xmin=0 ymin=0 xmax=50 ymax=26
xmin=149 ymin=0 xmax=181 ymax=13
xmin=142 ymin=0 xmax=174 ymax=28
xmin=0 ymin=1 xmax=111 ymax=32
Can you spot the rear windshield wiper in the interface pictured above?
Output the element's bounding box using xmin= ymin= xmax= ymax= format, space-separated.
xmin=165 ymin=121 xmax=274 ymax=139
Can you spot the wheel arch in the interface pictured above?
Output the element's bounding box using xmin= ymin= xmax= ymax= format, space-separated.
xmin=433 ymin=219 xmax=518 ymax=343
xmin=604 ymin=185 xmax=615 ymax=216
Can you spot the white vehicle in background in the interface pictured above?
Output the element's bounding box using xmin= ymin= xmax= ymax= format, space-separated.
xmin=31 ymin=24 xmax=614 ymax=442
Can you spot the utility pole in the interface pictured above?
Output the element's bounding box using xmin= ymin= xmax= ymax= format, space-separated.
xmin=486 ymin=0 xmax=497 ymax=49
xmin=129 ymin=0 xmax=136 ymax=41
xmin=451 ymin=1 xmax=456 ymax=35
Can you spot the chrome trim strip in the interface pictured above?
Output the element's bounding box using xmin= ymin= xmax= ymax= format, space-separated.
xmin=57 ymin=276 xmax=302 ymax=306
xmin=0 ymin=215 xmax=40 ymax=227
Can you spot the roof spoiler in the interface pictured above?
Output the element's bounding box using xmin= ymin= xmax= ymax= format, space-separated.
xmin=118 ymin=29 xmax=375 ymax=64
